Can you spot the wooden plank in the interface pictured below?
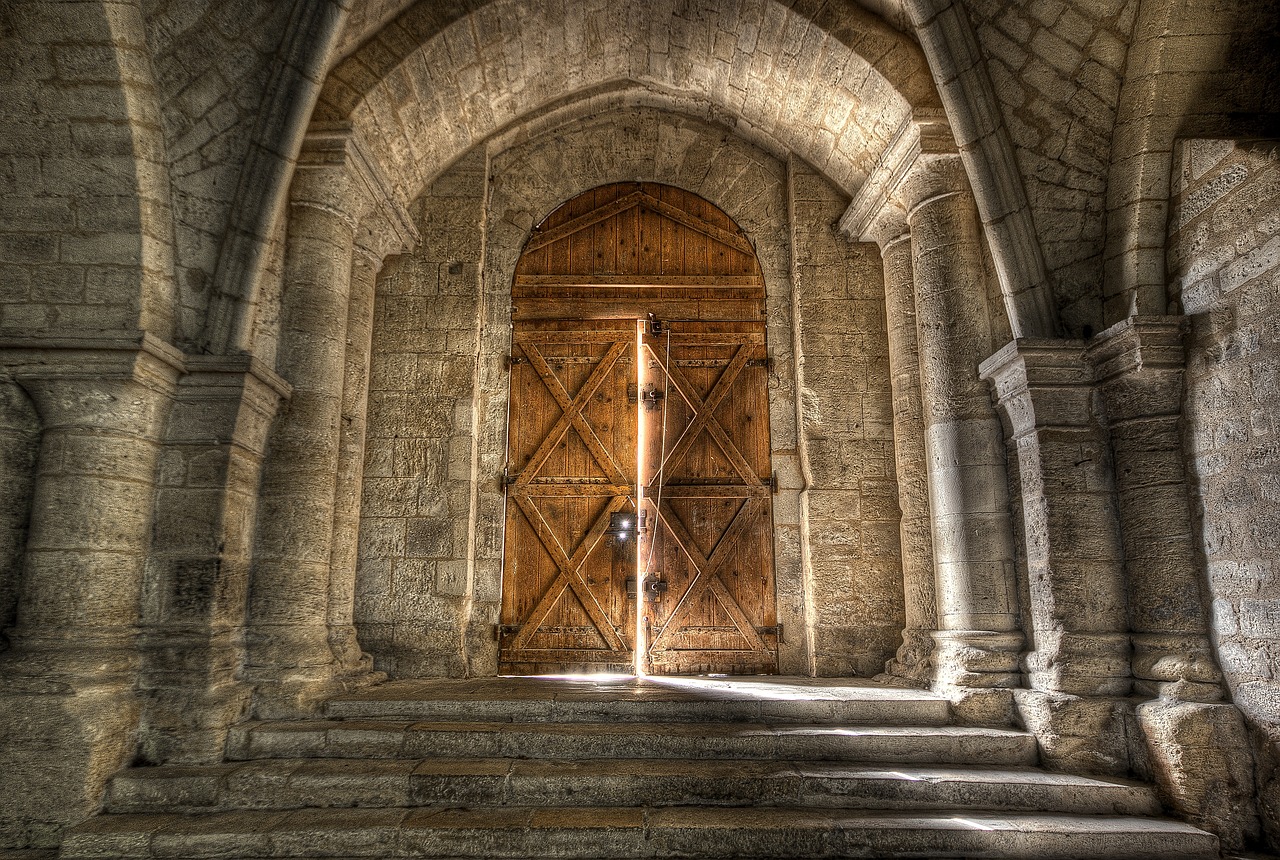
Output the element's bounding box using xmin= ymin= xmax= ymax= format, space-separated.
xmin=645 ymin=484 xmax=770 ymax=498
xmin=512 ymin=341 xmax=628 ymax=486
xmin=643 ymin=194 xmax=756 ymax=257
xmin=647 ymin=498 xmax=767 ymax=653
xmin=500 ymin=649 xmax=634 ymax=663
xmin=514 ymin=274 xmax=763 ymax=288
xmin=524 ymin=191 xmax=648 ymax=254
xmin=513 ymin=483 xmax=633 ymax=497
xmin=521 ymin=342 xmax=630 ymax=486
xmin=509 ymin=494 xmax=629 ymax=653
xmin=648 ymin=330 xmax=767 ymax=345
xmin=647 ymin=345 xmax=763 ymax=489
xmin=514 ymin=329 xmax=635 ymax=344
xmin=522 ymin=189 xmax=757 ymax=260
xmin=513 ymin=299 xmax=765 ymax=323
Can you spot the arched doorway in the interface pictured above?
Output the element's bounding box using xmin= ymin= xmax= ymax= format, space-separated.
xmin=499 ymin=183 xmax=778 ymax=676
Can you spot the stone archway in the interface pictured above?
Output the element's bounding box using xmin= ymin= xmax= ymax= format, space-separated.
xmin=351 ymin=111 xmax=914 ymax=682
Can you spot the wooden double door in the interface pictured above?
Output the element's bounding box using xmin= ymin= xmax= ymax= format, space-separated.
xmin=499 ymin=318 xmax=778 ymax=675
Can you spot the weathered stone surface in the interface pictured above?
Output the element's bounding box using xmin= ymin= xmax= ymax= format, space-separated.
xmin=0 ymin=0 xmax=1277 ymax=852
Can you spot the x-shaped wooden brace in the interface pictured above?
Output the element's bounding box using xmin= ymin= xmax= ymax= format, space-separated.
xmin=643 ymin=342 xmax=763 ymax=490
xmin=648 ymin=496 xmax=770 ymax=655
xmin=515 ymin=338 xmax=631 ymax=489
xmin=508 ymin=493 xmax=630 ymax=654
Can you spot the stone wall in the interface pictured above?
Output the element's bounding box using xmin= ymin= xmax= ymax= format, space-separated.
xmin=0 ymin=0 xmax=176 ymax=338
xmin=139 ymin=0 xmax=293 ymax=344
xmin=1172 ymin=137 xmax=1280 ymax=840
xmin=356 ymin=149 xmax=487 ymax=679
xmin=790 ymin=159 xmax=904 ymax=676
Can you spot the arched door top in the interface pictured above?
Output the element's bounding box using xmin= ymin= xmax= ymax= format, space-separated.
xmin=513 ymin=182 xmax=765 ymax=322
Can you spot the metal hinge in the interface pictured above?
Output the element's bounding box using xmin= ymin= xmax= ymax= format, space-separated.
xmin=757 ymin=624 xmax=784 ymax=643
xmin=494 ymin=624 xmax=520 ymax=640
xmin=504 ymin=354 xmax=525 ymax=371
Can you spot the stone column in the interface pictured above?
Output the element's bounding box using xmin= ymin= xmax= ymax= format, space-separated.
xmin=905 ymin=157 xmax=1022 ymax=719
xmin=980 ymin=340 xmax=1132 ymax=773
xmin=327 ymin=240 xmax=387 ymax=675
xmin=137 ymin=356 xmax=289 ymax=764
xmin=1087 ymin=317 xmax=1221 ymax=697
xmin=0 ymin=334 xmax=181 ymax=845
xmin=872 ymin=225 xmax=936 ymax=686
xmin=247 ymin=128 xmax=382 ymax=716
xmin=1087 ymin=315 xmax=1257 ymax=847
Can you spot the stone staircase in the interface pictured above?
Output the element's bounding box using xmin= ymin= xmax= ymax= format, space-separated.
xmin=61 ymin=676 xmax=1219 ymax=859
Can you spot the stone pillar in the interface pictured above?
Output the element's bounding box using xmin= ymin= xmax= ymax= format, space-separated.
xmin=0 ymin=334 xmax=181 ymax=846
xmin=873 ymin=226 xmax=936 ymax=687
xmin=980 ymin=340 xmax=1133 ymax=773
xmin=327 ymin=244 xmax=383 ymax=674
xmin=1087 ymin=315 xmax=1258 ymax=847
xmin=905 ymin=158 xmax=1022 ymax=719
xmin=137 ymin=356 xmax=289 ymax=764
xmin=247 ymin=128 xmax=382 ymax=716
xmin=1087 ymin=317 xmax=1221 ymax=697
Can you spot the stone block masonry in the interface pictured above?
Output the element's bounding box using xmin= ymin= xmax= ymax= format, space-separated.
xmin=1174 ymin=138 xmax=1280 ymax=844
xmin=356 ymin=149 xmax=487 ymax=679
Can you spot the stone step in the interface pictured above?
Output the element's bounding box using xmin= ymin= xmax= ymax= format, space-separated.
xmin=105 ymin=758 xmax=1161 ymax=817
xmin=323 ymin=677 xmax=953 ymax=726
xmin=60 ymin=806 xmax=1220 ymax=859
xmin=227 ymin=720 xmax=1038 ymax=765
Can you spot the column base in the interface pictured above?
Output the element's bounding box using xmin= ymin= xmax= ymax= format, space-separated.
xmin=932 ymin=629 xmax=1023 ymax=688
xmin=878 ymin=628 xmax=934 ymax=689
xmin=1024 ymin=631 xmax=1133 ymax=698
xmin=932 ymin=630 xmax=1023 ymax=725
xmin=1138 ymin=697 xmax=1260 ymax=851
xmin=136 ymin=628 xmax=252 ymax=764
xmin=247 ymin=623 xmax=385 ymax=719
xmin=329 ymin=622 xmax=378 ymax=675
xmin=1132 ymin=632 xmax=1223 ymax=701
xmin=1015 ymin=689 xmax=1135 ymax=776
xmin=0 ymin=661 xmax=140 ymax=849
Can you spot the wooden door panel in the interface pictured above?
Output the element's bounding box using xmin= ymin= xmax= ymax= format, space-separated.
xmin=499 ymin=320 xmax=637 ymax=674
xmin=639 ymin=321 xmax=778 ymax=675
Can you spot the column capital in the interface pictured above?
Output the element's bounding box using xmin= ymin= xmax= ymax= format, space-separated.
xmin=293 ymin=123 xmax=416 ymax=244
xmin=0 ymin=332 xmax=184 ymax=429
xmin=839 ymin=109 xmax=963 ymax=243
xmin=1085 ymin=314 xmax=1187 ymax=384
xmin=979 ymin=338 xmax=1095 ymax=437
xmin=355 ymin=205 xmax=420 ymax=264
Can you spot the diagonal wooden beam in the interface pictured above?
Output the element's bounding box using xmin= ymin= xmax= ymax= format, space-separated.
xmin=515 ymin=340 xmax=629 ymax=487
xmin=509 ymin=494 xmax=630 ymax=653
xmin=646 ymin=342 xmax=762 ymax=488
xmin=648 ymin=498 xmax=767 ymax=653
xmin=522 ymin=189 xmax=757 ymax=258
xmin=705 ymin=573 xmax=771 ymax=654
xmin=640 ymin=194 xmax=756 ymax=256
xmin=523 ymin=191 xmax=648 ymax=253
xmin=523 ymin=341 xmax=630 ymax=486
